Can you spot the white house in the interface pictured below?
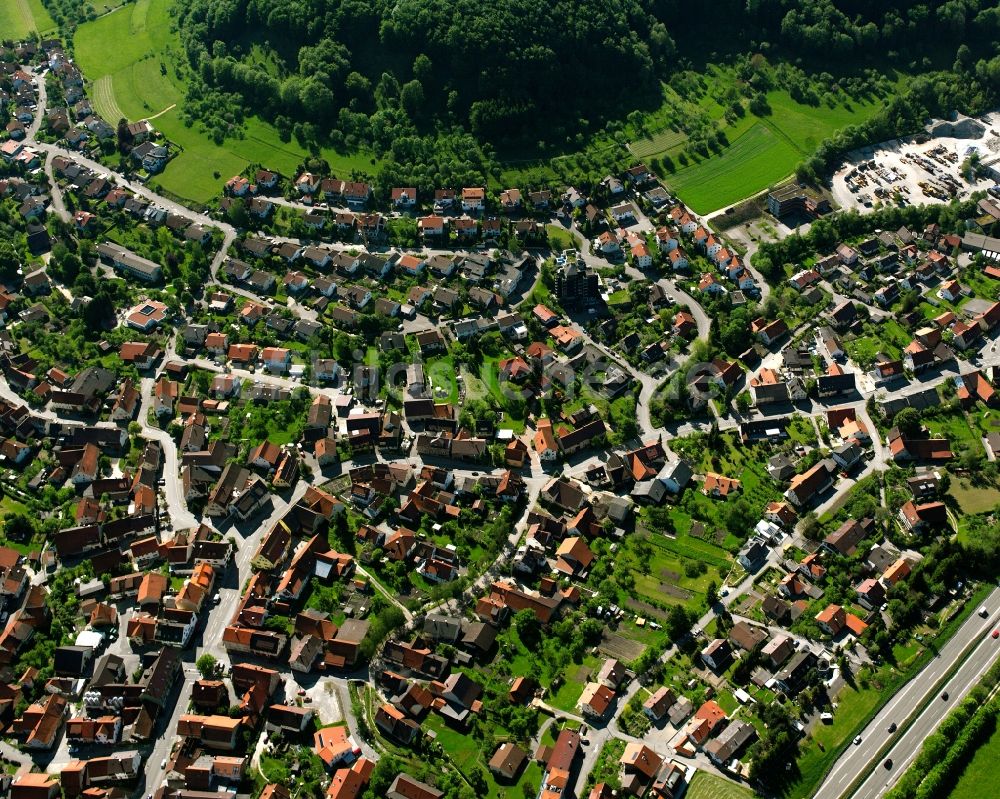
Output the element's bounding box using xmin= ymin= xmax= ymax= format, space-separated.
xmin=937 ymin=280 xmax=962 ymax=302
xmin=655 ymin=227 xmax=678 ymax=252
xmin=631 ymin=242 xmax=653 ymax=268
xmin=713 ymin=247 xmax=733 ymax=268
xmin=461 ymin=187 xmax=485 ymax=212
xmin=260 ymin=347 xmax=291 ymax=373
xmin=595 ymin=231 xmax=621 ymax=255
xmin=657 ymin=458 xmax=693 ymax=494
xmin=418 ymin=215 xmax=445 ymax=237
xmin=391 ymin=187 xmax=417 ymax=209
xmin=610 ymin=203 xmax=635 ymax=222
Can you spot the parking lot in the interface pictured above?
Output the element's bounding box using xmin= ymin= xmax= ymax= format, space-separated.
xmin=282 ymin=675 xmax=344 ymax=726
xmin=831 ymin=113 xmax=999 ymax=211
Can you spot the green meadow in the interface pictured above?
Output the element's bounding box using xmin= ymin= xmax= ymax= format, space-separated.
xmin=73 ymin=0 xmax=375 ymax=206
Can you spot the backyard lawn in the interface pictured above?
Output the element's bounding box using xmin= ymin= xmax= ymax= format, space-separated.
xmin=490 ymin=626 xmax=600 ymax=716
xmin=844 ymin=335 xmax=881 ymax=367
xmin=922 ymin=409 xmax=980 ymax=454
xmin=461 ymin=358 xmax=527 ymax=433
xmin=73 ymin=0 xmax=376 ymax=205
xmin=546 ymin=224 xmax=578 ymax=252
xmin=424 ymin=355 xmax=459 ymax=404
xmin=625 ymin=531 xmax=722 ymax=613
xmin=422 ymin=714 xmax=543 ymax=799
xmin=547 ymin=654 xmax=602 ymax=714
xmin=0 ymin=494 xmax=28 ymax=519
xmin=668 ymin=431 xmax=782 ymax=548
xmin=949 ymin=482 xmax=1000 ymax=515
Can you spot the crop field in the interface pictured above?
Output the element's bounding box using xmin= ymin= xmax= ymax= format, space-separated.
xmin=0 ymin=0 xmax=56 ymax=39
xmin=90 ymin=76 xmax=126 ymax=126
xmin=628 ymin=127 xmax=688 ymax=160
xmin=73 ymin=0 xmax=375 ymax=205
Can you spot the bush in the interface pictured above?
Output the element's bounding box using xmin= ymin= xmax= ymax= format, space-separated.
xmin=684 ymin=560 xmax=707 ymax=578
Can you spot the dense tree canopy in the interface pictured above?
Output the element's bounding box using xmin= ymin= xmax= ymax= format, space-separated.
xmin=175 ymin=0 xmax=669 ymax=146
xmin=172 ymin=0 xmax=1000 ymax=150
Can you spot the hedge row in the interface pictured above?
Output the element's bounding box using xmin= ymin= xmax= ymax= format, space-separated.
xmin=886 ymin=658 xmax=1000 ymax=799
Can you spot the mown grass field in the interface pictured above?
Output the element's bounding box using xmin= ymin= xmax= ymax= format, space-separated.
xmin=685 ymin=772 xmax=754 ymax=799
xmin=947 ymin=720 xmax=1000 ymax=799
xmin=73 ymin=0 xmax=376 ymax=205
xmin=629 ymin=127 xmax=688 ymax=160
xmin=0 ymin=0 xmax=57 ymax=39
xmin=546 ymin=224 xmax=577 ymax=251
xmin=949 ymin=482 xmax=1000 ymax=515
xmin=663 ymin=121 xmax=801 ymax=214
xmin=634 ymin=75 xmax=885 ymax=213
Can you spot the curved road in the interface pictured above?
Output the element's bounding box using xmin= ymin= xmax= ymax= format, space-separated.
xmin=26 ymin=58 xmax=1000 ymax=799
xmin=136 ymin=375 xmax=198 ymax=530
xmin=816 ymin=585 xmax=1000 ymax=799
xmin=26 ymin=66 xmax=235 ymax=235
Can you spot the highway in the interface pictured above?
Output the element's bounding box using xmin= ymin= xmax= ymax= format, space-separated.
xmin=851 ymin=614 xmax=1000 ymax=799
xmin=816 ymin=585 xmax=1000 ymax=799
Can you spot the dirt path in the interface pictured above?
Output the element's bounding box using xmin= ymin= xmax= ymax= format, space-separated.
xmin=146 ymin=103 xmax=176 ymax=121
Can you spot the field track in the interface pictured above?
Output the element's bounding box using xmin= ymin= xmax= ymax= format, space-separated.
xmin=146 ymin=103 xmax=177 ymax=121
xmin=14 ymin=0 xmax=34 ymax=32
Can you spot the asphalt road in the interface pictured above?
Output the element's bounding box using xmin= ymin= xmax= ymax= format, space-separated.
xmin=816 ymin=585 xmax=1000 ymax=799
xmin=851 ymin=616 xmax=1000 ymax=799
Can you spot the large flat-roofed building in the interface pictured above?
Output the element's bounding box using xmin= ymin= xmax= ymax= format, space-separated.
xmin=961 ymin=232 xmax=1000 ymax=260
xmin=97 ymin=242 xmax=162 ymax=283
xmin=767 ymin=185 xmax=831 ymax=219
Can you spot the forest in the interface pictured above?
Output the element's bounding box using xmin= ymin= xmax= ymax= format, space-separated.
xmin=169 ymin=0 xmax=1000 ymax=149
xmin=172 ymin=0 xmax=668 ymax=148
xmin=37 ymin=0 xmax=1000 ymax=195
